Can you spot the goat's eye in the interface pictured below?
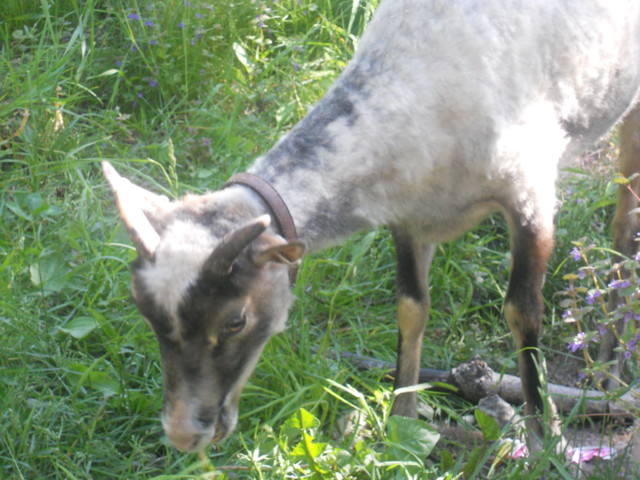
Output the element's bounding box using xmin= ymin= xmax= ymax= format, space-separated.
xmin=225 ymin=314 xmax=246 ymax=335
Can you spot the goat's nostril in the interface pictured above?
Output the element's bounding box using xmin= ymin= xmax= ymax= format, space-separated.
xmin=197 ymin=410 xmax=216 ymax=429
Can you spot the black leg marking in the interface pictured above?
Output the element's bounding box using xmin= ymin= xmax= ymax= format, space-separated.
xmin=504 ymin=212 xmax=562 ymax=448
xmin=390 ymin=228 xmax=435 ymax=417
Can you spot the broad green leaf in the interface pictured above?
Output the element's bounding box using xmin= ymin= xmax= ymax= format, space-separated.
xmin=25 ymin=193 xmax=44 ymax=213
xmin=281 ymin=408 xmax=320 ymax=442
xmin=474 ymin=409 xmax=501 ymax=441
xmin=290 ymin=431 xmax=328 ymax=475
xmin=287 ymin=408 xmax=320 ymax=431
xmin=88 ymin=372 xmax=121 ymax=397
xmin=385 ymin=415 xmax=440 ymax=465
xmin=290 ymin=431 xmax=327 ymax=460
xmin=58 ymin=316 xmax=99 ymax=339
xmin=29 ymin=254 xmax=69 ymax=294
xmin=67 ymin=363 xmax=121 ymax=397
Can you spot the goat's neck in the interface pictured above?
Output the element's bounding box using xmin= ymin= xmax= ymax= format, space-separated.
xmin=248 ymin=66 xmax=378 ymax=252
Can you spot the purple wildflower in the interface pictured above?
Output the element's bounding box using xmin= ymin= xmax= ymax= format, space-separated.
xmin=201 ymin=137 xmax=212 ymax=147
xmin=116 ymin=60 xmax=123 ymax=67
xmin=570 ymin=246 xmax=581 ymax=262
xmin=257 ymin=14 xmax=264 ymax=28
xmin=568 ymin=332 xmax=588 ymax=352
xmin=586 ymin=289 xmax=601 ymax=305
xmin=196 ymin=13 xmax=202 ymax=19
xmin=178 ymin=21 xmax=186 ymax=29
xmin=149 ymin=79 xmax=157 ymax=87
xmin=128 ymin=13 xmax=141 ymax=21
xmin=145 ymin=20 xmax=154 ymax=27
xmin=149 ymin=39 xmax=157 ymax=45
xmin=137 ymin=92 xmax=143 ymax=98
xmin=609 ymin=279 xmax=632 ymax=289
xmin=293 ymin=61 xmax=299 ymax=71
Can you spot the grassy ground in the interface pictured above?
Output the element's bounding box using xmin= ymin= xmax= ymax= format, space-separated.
xmin=0 ymin=1 xmax=637 ymax=478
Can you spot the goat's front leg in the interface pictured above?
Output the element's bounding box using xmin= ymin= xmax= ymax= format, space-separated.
xmin=390 ymin=228 xmax=435 ymax=417
xmin=504 ymin=212 xmax=562 ymax=450
xmin=598 ymin=103 xmax=640 ymax=390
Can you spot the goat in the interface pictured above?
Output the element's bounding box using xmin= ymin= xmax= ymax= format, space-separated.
xmin=104 ymin=0 xmax=640 ymax=453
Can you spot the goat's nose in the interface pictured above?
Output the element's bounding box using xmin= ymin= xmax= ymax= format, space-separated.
xmin=162 ymin=401 xmax=214 ymax=451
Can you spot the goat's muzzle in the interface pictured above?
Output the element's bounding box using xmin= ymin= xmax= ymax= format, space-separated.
xmin=162 ymin=400 xmax=236 ymax=452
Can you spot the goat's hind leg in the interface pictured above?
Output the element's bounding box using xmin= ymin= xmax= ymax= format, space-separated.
xmin=390 ymin=227 xmax=435 ymax=417
xmin=504 ymin=210 xmax=563 ymax=450
xmin=598 ymin=103 xmax=640 ymax=390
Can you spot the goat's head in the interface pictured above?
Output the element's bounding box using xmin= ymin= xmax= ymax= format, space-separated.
xmin=102 ymin=162 xmax=305 ymax=451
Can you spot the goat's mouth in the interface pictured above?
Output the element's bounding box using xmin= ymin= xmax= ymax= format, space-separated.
xmin=163 ymin=425 xmax=215 ymax=452
xmin=162 ymin=403 xmax=237 ymax=452
xmin=164 ymin=422 xmax=224 ymax=452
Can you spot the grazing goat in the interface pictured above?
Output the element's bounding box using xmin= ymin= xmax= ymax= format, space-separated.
xmin=104 ymin=0 xmax=640 ymax=453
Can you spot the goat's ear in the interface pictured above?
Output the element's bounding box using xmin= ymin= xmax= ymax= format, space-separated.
xmin=102 ymin=161 xmax=171 ymax=261
xmin=202 ymin=215 xmax=271 ymax=277
xmin=255 ymin=241 xmax=306 ymax=266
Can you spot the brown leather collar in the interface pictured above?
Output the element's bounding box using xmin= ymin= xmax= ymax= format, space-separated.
xmin=223 ymin=172 xmax=299 ymax=284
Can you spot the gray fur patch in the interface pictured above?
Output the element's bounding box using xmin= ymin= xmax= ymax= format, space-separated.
xmin=299 ymin=194 xmax=370 ymax=247
xmin=259 ymin=66 xmax=370 ymax=177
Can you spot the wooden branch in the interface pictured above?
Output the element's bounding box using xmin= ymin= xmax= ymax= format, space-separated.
xmin=327 ymin=351 xmax=639 ymax=420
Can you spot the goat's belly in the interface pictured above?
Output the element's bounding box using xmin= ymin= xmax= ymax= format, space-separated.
xmin=393 ymin=199 xmax=502 ymax=244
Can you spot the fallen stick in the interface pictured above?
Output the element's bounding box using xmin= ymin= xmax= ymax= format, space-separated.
xmin=328 ymin=351 xmax=639 ymax=420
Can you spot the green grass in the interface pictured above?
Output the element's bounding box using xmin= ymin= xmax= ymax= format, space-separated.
xmin=0 ymin=1 xmax=636 ymax=478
